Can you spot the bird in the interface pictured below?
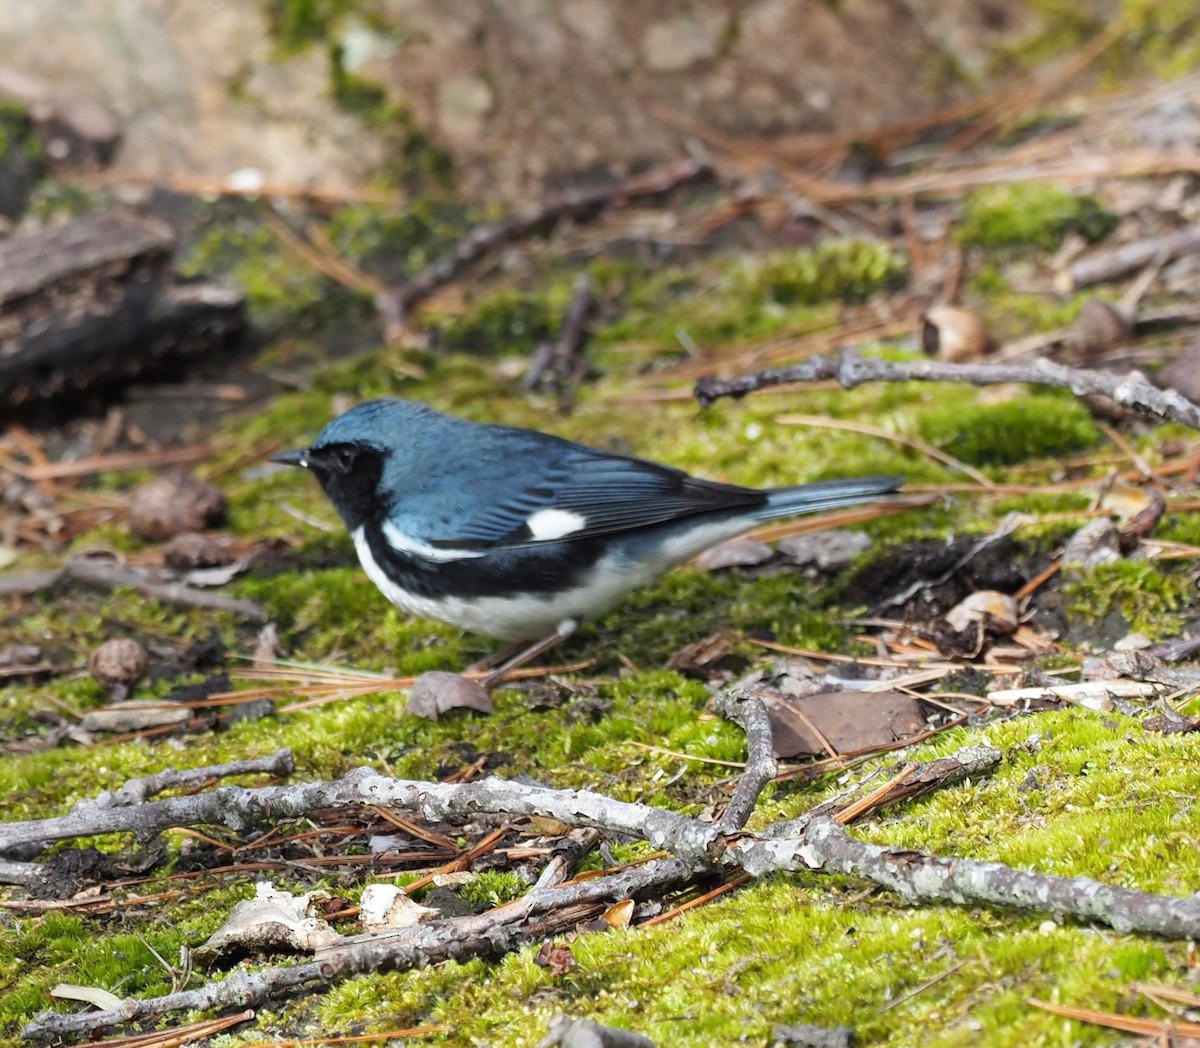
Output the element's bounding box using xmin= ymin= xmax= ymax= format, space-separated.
xmin=272 ymin=398 xmax=903 ymax=683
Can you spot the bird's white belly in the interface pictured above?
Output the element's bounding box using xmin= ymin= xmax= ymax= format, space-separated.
xmin=352 ymin=517 xmax=752 ymax=641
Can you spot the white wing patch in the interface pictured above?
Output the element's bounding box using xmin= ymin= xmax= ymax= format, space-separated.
xmin=382 ymin=519 xmax=484 ymax=562
xmin=525 ymin=508 xmax=587 ymax=541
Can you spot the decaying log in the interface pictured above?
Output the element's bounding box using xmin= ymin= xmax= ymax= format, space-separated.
xmin=0 ymin=210 xmax=246 ymax=407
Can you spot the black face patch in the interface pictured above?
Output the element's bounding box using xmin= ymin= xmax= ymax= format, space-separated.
xmin=309 ymin=443 xmax=386 ymax=531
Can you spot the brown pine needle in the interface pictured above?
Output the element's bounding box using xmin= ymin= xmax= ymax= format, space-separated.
xmin=642 ymin=873 xmax=753 ymax=927
xmin=1133 ymin=982 xmax=1200 ymax=1009
xmin=775 ymin=412 xmax=995 ymax=487
xmin=1029 ymin=998 xmax=1200 ymax=1038
xmin=626 ymin=741 xmax=746 ymax=768
xmin=834 ymin=762 xmax=920 ymax=824
xmin=262 ymin=210 xmax=385 ymax=298
xmin=77 ymin=1010 xmax=254 ymax=1048
xmin=395 ymin=827 xmax=508 ymax=897
xmin=0 ymin=443 xmax=215 ymax=481
xmin=1014 ymin=558 xmax=1062 ymax=602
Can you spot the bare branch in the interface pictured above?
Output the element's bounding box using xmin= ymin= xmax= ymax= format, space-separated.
xmin=22 ymin=858 xmax=697 ymax=1043
xmin=0 ymin=769 xmax=717 ymax=865
xmin=693 ymin=350 xmax=1200 ymax=431
xmin=729 ymin=817 xmax=1200 ymax=939
xmin=712 ymin=687 xmax=778 ymax=833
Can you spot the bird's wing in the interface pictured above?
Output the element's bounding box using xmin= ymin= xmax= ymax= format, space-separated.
xmin=394 ymin=445 xmax=766 ymax=552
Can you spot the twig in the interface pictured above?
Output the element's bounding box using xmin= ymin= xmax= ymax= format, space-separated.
xmin=712 ymin=688 xmax=777 ymax=833
xmin=1063 ymin=222 xmax=1200 ymax=291
xmin=0 ymin=443 xmax=215 ymax=482
xmin=377 ymin=158 xmax=714 ymax=327
xmin=522 ymin=273 xmax=597 ymax=409
xmin=99 ymin=750 xmax=295 ymax=808
xmin=774 ymin=412 xmax=995 ymax=487
xmin=694 ymin=350 xmax=1200 ymax=432
xmin=14 ymin=725 xmax=1200 ymax=1042
xmin=64 ymin=558 xmax=269 ymax=623
xmin=731 ymin=815 xmax=1200 ymax=938
xmin=22 ymin=858 xmax=698 ymax=1043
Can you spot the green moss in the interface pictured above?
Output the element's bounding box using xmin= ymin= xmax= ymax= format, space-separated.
xmin=181 ymin=220 xmax=367 ymax=331
xmin=268 ymin=0 xmax=359 ymax=53
xmin=958 ymin=183 xmax=1116 ymax=251
xmin=1063 ymin=560 xmax=1192 ymax=638
xmin=917 ymin=390 xmax=1100 ymax=466
xmin=728 ymin=240 xmax=907 ymax=307
xmin=430 ymin=288 xmax=561 ymax=357
xmin=456 ymin=871 xmax=527 ymax=909
xmin=1120 ymin=0 xmax=1200 ymax=77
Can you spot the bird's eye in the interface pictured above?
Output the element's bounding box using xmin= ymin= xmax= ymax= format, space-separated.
xmin=331 ymin=446 xmax=357 ymax=470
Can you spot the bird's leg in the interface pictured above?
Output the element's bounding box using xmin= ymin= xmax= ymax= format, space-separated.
xmin=480 ymin=619 xmax=578 ymax=691
xmin=464 ymin=640 xmax=529 ymax=675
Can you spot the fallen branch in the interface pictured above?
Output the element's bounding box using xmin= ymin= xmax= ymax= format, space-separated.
xmin=64 ymin=557 xmax=269 ymax=623
xmin=13 ymin=707 xmax=1200 ymax=1044
xmin=522 ymin=273 xmax=597 ymax=408
xmin=1062 ymin=222 xmax=1200 ymax=291
xmin=712 ymin=688 xmax=777 ymax=833
xmin=693 ymin=351 xmax=1200 ymax=432
xmin=377 ymin=158 xmax=713 ymax=329
xmin=22 ymin=857 xmax=698 ymax=1043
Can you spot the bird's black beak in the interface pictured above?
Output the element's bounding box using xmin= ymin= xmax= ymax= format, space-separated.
xmin=270 ymin=448 xmax=311 ymax=469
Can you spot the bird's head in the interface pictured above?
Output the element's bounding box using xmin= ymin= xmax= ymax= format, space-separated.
xmin=271 ymin=399 xmax=437 ymax=529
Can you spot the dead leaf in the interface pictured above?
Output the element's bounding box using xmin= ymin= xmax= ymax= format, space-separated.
xmin=760 ymin=689 xmax=926 ymax=759
xmin=1064 ymin=299 xmax=1132 ymax=357
xmin=162 ymin=531 xmax=239 ymax=570
xmin=50 ymin=984 xmax=125 ymax=1010
xmin=943 ymin=590 xmax=1019 ymax=634
xmin=192 ymin=882 xmax=340 ymax=968
xmin=251 ymin=623 xmax=280 ymax=668
xmin=80 ymin=699 xmax=191 ymax=733
xmin=921 ymin=305 xmax=991 ymax=361
xmin=359 ymin=884 xmax=439 ymax=930
xmin=1143 ymin=711 xmax=1200 ymax=735
xmin=534 ymin=941 xmax=576 ymax=976
xmin=406 ymin=671 xmax=494 ymax=720
xmin=1157 ymin=342 xmax=1200 ymax=403
xmin=693 ymin=536 xmax=774 ymax=571
xmin=777 ymin=529 xmax=871 ymax=571
xmin=603 ymin=899 xmax=635 ymax=930
xmin=529 ymin=815 xmax=574 ymax=837
xmin=667 ymin=630 xmax=734 ymax=676
xmin=1061 ymin=517 xmax=1121 ymax=570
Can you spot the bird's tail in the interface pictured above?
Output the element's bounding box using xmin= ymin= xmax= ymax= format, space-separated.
xmin=757 ymin=475 xmax=904 ymax=520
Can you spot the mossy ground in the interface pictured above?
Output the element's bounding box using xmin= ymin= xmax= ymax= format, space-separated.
xmin=5 ymin=114 xmax=1200 ymax=1048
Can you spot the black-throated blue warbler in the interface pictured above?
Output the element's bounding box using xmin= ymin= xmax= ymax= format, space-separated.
xmin=272 ymin=398 xmax=902 ymax=681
